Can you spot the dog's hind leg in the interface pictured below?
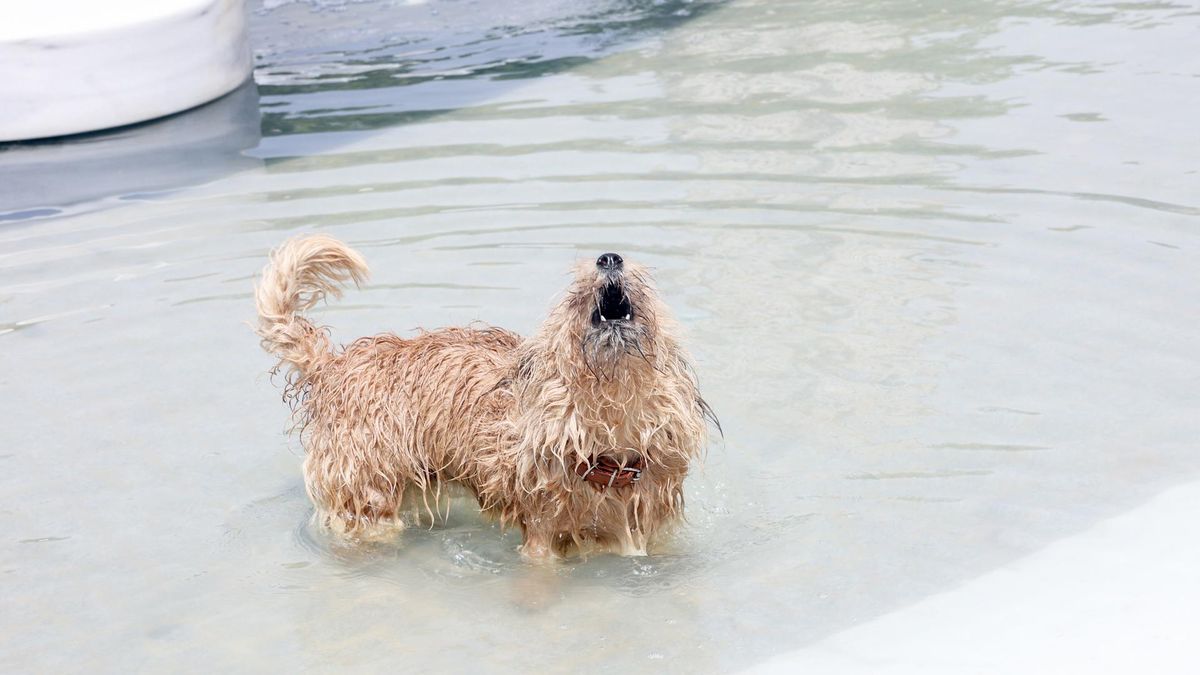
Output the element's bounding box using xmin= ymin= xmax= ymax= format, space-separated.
xmin=305 ymin=452 xmax=408 ymax=541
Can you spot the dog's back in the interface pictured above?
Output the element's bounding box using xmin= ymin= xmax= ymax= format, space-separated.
xmin=255 ymin=236 xmax=521 ymax=536
xmin=298 ymin=326 xmax=521 ymax=537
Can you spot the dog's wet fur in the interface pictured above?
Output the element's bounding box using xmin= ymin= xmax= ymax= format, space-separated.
xmin=255 ymin=236 xmax=714 ymax=559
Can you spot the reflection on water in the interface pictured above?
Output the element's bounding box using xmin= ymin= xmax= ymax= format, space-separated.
xmin=252 ymin=0 xmax=722 ymax=136
xmin=0 ymin=82 xmax=261 ymax=216
xmin=2 ymin=0 xmax=1200 ymax=672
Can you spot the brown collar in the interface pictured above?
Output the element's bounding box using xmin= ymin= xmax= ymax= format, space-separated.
xmin=575 ymin=455 xmax=643 ymax=489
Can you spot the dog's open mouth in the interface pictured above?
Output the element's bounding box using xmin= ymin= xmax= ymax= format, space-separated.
xmin=593 ymin=282 xmax=632 ymax=325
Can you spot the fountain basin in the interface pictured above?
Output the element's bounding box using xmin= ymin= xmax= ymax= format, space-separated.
xmin=0 ymin=0 xmax=251 ymax=141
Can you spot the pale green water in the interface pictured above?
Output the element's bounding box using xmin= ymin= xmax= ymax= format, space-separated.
xmin=2 ymin=0 xmax=1199 ymax=672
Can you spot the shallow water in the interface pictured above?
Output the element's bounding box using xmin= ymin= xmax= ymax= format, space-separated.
xmin=3 ymin=0 xmax=1200 ymax=671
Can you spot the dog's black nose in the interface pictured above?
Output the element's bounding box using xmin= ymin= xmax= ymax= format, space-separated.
xmin=597 ymin=253 xmax=623 ymax=270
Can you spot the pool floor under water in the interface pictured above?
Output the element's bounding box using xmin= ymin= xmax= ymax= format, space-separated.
xmin=1 ymin=0 xmax=1199 ymax=672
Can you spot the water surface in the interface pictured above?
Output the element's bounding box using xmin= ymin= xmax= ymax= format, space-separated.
xmin=2 ymin=0 xmax=1199 ymax=671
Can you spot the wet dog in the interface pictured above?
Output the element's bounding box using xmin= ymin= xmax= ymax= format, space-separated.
xmin=255 ymin=236 xmax=715 ymax=558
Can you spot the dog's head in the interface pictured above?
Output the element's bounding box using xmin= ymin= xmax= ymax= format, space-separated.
xmin=511 ymin=252 xmax=718 ymax=500
xmin=584 ymin=253 xmax=652 ymax=363
xmin=565 ymin=252 xmax=664 ymax=375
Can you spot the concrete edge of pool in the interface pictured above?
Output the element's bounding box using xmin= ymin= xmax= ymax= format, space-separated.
xmin=745 ymin=480 xmax=1200 ymax=675
xmin=0 ymin=0 xmax=252 ymax=142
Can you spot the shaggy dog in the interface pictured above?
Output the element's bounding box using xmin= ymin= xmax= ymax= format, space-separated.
xmin=255 ymin=236 xmax=715 ymax=559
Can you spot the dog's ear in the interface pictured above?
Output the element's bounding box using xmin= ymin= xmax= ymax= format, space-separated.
xmin=698 ymin=394 xmax=722 ymax=437
xmin=672 ymin=354 xmax=720 ymax=435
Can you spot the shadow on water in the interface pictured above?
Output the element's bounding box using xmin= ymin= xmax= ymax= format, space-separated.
xmin=0 ymin=0 xmax=723 ymax=219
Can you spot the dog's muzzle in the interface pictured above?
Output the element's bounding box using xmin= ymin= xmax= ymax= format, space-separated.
xmin=593 ymin=281 xmax=632 ymax=325
xmin=575 ymin=455 xmax=643 ymax=489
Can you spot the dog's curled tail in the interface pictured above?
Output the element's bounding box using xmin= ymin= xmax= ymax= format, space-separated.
xmin=255 ymin=235 xmax=369 ymax=376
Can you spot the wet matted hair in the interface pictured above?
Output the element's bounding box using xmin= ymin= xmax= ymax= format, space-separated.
xmin=255 ymin=236 xmax=716 ymax=559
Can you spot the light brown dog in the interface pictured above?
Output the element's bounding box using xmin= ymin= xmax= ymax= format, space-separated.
xmin=255 ymin=236 xmax=715 ymax=559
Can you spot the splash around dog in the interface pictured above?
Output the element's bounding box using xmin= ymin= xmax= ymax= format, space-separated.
xmin=255 ymin=236 xmax=716 ymax=559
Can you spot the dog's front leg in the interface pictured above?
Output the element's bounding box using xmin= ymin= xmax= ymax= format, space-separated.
xmin=518 ymin=528 xmax=561 ymax=562
xmin=614 ymin=528 xmax=648 ymax=557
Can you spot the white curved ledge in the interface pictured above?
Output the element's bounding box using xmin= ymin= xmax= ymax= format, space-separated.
xmin=746 ymin=482 xmax=1200 ymax=675
xmin=0 ymin=0 xmax=252 ymax=142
